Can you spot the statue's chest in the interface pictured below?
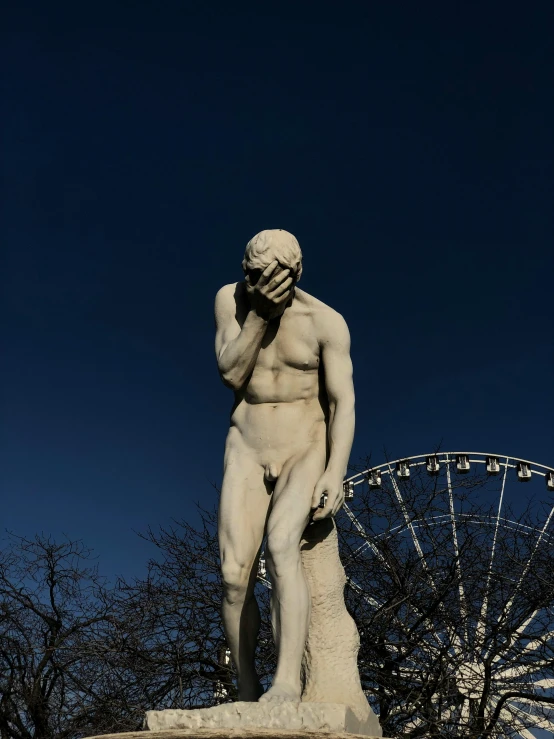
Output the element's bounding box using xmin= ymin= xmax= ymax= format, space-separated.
xmin=257 ymin=317 xmax=320 ymax=372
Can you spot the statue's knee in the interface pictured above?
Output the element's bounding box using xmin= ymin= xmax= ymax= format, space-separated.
xmin=266 ymin=530 xmax=298 ymax=575
xmin=221 ymin=561 xmax=250 ymax=604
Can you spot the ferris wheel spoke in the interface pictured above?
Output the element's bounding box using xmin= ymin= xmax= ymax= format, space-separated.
xmin=395 ymin=617 xmax=446 ymax=654
xmin=535 ymin=678 xmax=554 ymax=689
xmin=342 ymin=503 xmax=383 ymax=560
xmin=398 ymin=715 xmax=425 ymax=730
xmin=436 ymin=700 xmax=469 ymax=731
xmin=437 ymin=705 xmax=455 ymax=724
xmin=509 ymin=703 xmax=554 ymax=733
xmin=352 ymin=541 xmax=371 ymax=557
xmin=513 ymin=697 xmax=554 ymax=710
xmin=485 ymin=501 xmax=554 ymax=661
xmin=512 ymin=725 xmax=538 ymax=739
xmin=476 ymin=457 xmax=510 ymax=649
xmin=459 ymin=698 xmax=470 ymax=725
xmin=514 ymin=629 xmax=554 ymax=658
xmin=343 ymin=504 xmax=449 ymax=651
xmin=499 ymin=707 xmax=531 ymax=734
xmin=346 ymin=577 xmax=381 ymax=608
xmin=446 ymin=459 xmax=469 ymax=645
xmin=496 ymin=658 xmax=554 ymax=680
xmin=387 ymin=465 xmax=462 ymax=656
xmin=387 ymin=465 xmax=437 ymax=591
xmin=490 ymin=607 xmax=542 ymax=665
xmin=499 ymin=658 xmax=553 ymax=678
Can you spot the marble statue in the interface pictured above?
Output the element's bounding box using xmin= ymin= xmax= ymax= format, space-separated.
xmin=85 ymin=228 xmax=384 ymax=739
xmin=214 ymin=229 xmax=355 ymax=703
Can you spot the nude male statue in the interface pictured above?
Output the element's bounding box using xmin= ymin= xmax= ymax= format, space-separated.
xmin=215 ymin=229 xmax=355 ymax=704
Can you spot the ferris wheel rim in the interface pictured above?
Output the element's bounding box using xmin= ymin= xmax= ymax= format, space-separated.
xmin=368 ymin=513 xmax=554 ymax=542
xmin=345 ymin=451 xmax=554 ymax=486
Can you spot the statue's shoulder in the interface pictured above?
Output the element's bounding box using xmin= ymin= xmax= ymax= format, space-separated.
xmin=214 ymin=283 xmax=247 ymax=327
xmin=215 ymin=281 xmax=240 ymax=299
xmin=296 ymin=288 xmax=346 ymax=323
xmin=295 ymin=289 xmax=350 ymax=346
xmin=215 ymin=281 xmax=246 ymax=308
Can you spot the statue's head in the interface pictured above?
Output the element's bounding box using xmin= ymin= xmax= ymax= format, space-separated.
xmin=242 ymin=229 xmax=303 ymax=286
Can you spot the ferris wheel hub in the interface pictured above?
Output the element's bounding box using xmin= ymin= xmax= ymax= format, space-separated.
xmin=456 ymin=660 xmax=486 ymax=699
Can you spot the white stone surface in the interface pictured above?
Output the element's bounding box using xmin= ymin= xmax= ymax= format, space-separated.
xmin=301 ymin=521 xmax=381 ymax=736
xmin=87 ymin=728 xmax=388 ymax=739
xmin=215 ymin=230 xmax=359 ymax=704
xmin=145 ymin=701 xmax=378 ymax=736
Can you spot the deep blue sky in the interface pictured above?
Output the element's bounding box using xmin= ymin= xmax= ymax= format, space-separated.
xmin=1 ymin=2 xmax=553 ymax=579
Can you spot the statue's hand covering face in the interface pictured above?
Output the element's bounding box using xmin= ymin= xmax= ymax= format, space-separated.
xmin=242 ymin=229 xmax=303 ymax=286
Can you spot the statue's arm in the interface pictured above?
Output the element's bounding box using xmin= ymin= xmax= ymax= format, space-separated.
xmin=214 ymin=264 xmax=294 ymax=391
xmin=321 ymin=311 xmax=355 ymax=479
xmin=214 ymin=284 xmax=268 ymax=391
xmin=312 ymin=310 xmax=355 ymax=519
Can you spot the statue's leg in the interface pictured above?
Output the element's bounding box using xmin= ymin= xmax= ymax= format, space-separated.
xmin=219 ymin=450 xmax=271 ymax=701
xmin=260 ymin=444 xmax=326 ymax=703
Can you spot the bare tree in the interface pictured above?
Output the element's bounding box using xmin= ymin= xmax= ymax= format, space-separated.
xmin=0 ymin=522 xmax=271 ymax=739
xmin=0 ymin=534 xmax=117 ymax=739
xmin=107 ymin=512 xmax=274 ymax=718
xmin=3 ymin=459 xmax=553 ymax=739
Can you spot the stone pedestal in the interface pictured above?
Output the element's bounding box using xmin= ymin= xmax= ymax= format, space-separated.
xmin=145 ymin=701 xmax=377 ymax=735
xmin=86 ymin=730 xmax=385 ymax=739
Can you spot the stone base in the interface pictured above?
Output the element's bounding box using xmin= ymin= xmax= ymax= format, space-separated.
xmin=145 ymin=702 xmax=381 ymax=736
xmin=85 ymin=730 xmax=387 ymax=739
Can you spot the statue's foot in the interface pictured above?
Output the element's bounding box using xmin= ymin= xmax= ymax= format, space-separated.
xmin=259 ymin=681 xmax=301 ymax=703
xmin=238 ymin=681 xmax=264 ymax=702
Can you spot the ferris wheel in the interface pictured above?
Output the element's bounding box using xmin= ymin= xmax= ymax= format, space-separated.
xmin=338 ymin=452 xmax=554 ymax=739
xmin=253 ymin=451 xmax=554 ymax=737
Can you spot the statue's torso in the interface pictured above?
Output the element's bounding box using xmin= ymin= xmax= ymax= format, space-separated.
xmin=226 ymin=284 xmax=329 ymax=465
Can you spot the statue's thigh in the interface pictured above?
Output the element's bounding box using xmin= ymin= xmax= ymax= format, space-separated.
xmin=268 ymin=445 xmax=326 ymax=542
xmin=219 ymin=452 xmax=270 ymax=568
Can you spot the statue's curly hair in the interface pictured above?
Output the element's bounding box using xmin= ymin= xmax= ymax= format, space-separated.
xmin=242 ymin=229 xmax=303 ymax=282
